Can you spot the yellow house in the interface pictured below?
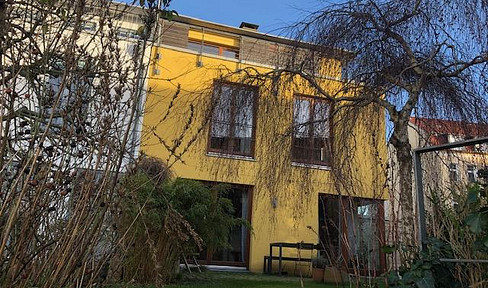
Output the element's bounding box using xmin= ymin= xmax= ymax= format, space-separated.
xmin=141 ymin=15 xmax=387 ymax=274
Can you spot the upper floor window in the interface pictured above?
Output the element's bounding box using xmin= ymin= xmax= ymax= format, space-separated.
xmin=467 ymin=164 xmax=476 ymax=183
xmin=187 ymin=40 xmax=239 ymax=59
xmin=67 ymin=20 xmax=96 ymax=32
xmin=208 ymin=82 xmax=257 ymax=157
xmin=430 ymin=134 xmax=448 ymax=145
xmin=187 ymin=29 xmax=239 ymax=59
xmin=449 ymin=163 xmax=459 ymax=182
xmin=42 ymin=62 xmax=91 ymax=133
xmin=116 ymin=28 xmax=141 ymax=40
xmin=292 ymin=95 xmax=331 ymax=166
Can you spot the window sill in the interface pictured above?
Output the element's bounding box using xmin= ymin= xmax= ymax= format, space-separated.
xmin=291 ymin=162 xmax=331 ymax=171
xmin=206 ymin=151 xmax=256 ymax=162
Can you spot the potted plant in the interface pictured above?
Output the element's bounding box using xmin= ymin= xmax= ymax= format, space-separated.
xmin=311 ymin=256 xmax=327 ymax=282
xmin=323 ymin=264 xmax=344 ymax=284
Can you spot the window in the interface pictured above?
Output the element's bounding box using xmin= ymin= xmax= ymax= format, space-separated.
xmin=116 ymin=28 xmax=141 ymax=40
xmin=42 ymin=62 xmax=91 ymax=132
xmin=187 ymin=29 xmax=239 ymax=59
xmin=208 ymin=82 xmax=257 ymax=157
xmin=467 ymin=165 xmax=476 ymax=183
xmin=478 ymin=166 xmax=488 ymax=182
xmin=292 ymin=95 xmax=331 ymax=165
xmin=430 ymin=134 xmax=448 ymax=145
xmin=67 ymin=20 xmax=96 ymax=32
xmin=187 ymin=40 xmax=239 ymax=59
xmin=449 ymin=163 xmax=459 ymax=182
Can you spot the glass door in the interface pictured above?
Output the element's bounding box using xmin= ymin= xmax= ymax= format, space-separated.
xmin=199 ymin=184 xmax=251 ymax=267
xmin=318 ymin=194 xmax=385 ymax=274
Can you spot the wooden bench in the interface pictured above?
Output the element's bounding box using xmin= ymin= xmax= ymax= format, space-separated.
xmin=263 ymin=256 xmax=312 ymax=273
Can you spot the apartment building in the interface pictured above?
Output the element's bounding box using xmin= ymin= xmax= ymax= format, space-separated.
xmin=409 ymin=117 xmax=488 ymax=190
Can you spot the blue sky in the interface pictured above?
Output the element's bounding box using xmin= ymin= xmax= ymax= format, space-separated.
xmin=168 ymin=0 xmax=327 ymax=34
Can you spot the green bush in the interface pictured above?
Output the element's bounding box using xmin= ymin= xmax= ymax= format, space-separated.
xmin=166 ymin=179 xmax=248 ymax=253
xmin=464 ymin=184 xmax=488 ymax=253
xmin=114 ymin=158 xmax=247 ymax=285
xmin=387 ymin=183 xmax=488 ymax=288
xmin=386 ymin=238 xmax=458 ymax=288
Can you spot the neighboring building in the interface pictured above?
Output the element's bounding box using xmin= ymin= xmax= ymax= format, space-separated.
xmin=140 ymin=14 xmax=387 ymax=274
xmin=409 ymin=117 xmax=488 ymax=191
xmin=386 ymin=117 xmax=488 ymax=251
xmin=4 ymin=2 xmax=152 ymax=172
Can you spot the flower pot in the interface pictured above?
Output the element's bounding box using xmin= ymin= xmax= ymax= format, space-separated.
xmin=312 ymin=267 xmax=324 ymax=282
xmin=323 ymin=266 xmax=343 ymax=284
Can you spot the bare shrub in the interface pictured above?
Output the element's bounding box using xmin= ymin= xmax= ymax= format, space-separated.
xmin=0 ymin=0 xmax=178 ymax=286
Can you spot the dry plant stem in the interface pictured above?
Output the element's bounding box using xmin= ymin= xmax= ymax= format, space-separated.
xmin=0 ymin=0 xmax=188 ymax=286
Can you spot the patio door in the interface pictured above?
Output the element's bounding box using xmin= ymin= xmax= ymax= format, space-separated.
xmin=199 ymin=184 xmax=251 ymax=267
xmin=318 ymin=194 xmax=385 ymax=275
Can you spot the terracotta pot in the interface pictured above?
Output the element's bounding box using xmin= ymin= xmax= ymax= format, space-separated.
xmin=312 ymin=267 xmax=324 ymax=282
xmin=323 ymin=266 xmax=343 ymax=284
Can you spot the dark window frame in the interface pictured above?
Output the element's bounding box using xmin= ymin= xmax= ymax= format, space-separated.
xmin=291 ymin=94 xmax=333 ymax=166
xmin=116 ymin=27 xmax=141 ymax=40
xmin=207 ymin=81 xmax=258 ymax=158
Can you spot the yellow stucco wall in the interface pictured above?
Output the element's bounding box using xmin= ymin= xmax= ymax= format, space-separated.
xmin=141 ymin=43 xmax=387 ymax=273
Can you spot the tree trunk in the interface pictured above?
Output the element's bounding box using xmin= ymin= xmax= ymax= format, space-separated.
xmin=390 ymin=120 xmax=416 ymax=247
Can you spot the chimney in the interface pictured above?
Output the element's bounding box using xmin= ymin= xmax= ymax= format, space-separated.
xmin=239 ymin=22 xmax=259 ymax=31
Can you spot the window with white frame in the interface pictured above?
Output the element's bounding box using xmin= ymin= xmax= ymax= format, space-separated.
xmin=449 ymin=163 xmax=459 ymax=182
xmin=467 ymin=164 xmax=476 ymax=183
xmin=43 ymin=62 xmax=92 ymax=132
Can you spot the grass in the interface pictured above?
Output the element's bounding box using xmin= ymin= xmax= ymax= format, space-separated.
xmin=112 ymin=271 xmax=343 ymax=288
xmin=110 ymin=271 xmax=387 ymax=288
xmin=166 ymin=272 xmax=340 ymax=288
xmin=166 ymin=272 xmax=335 ymax=288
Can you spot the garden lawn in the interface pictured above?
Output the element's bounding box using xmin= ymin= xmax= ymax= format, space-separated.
xmin=164 ymin=272 xmax=339 ymax=288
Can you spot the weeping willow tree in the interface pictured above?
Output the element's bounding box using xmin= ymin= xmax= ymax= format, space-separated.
xmin=248 ymin=0 xmax=488 ymax=248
